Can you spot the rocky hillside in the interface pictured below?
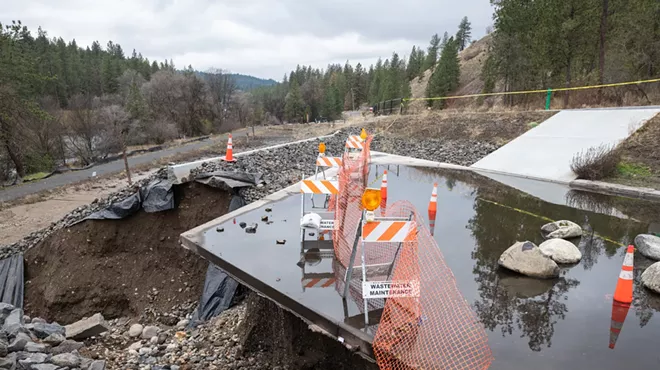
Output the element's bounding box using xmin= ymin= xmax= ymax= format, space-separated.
xmin=408 ymin=35 xmax=493 ymax=113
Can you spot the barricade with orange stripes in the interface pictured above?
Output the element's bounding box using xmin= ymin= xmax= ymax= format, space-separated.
xmin=316 ymin=156 xmax=343 ymax=167
xmin=300 ymin=179 xmax=339 ymax=195
xmin=345 ymin=135 xmax=365 ymax=150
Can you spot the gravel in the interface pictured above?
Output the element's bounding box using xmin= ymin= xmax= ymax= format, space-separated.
xmin=82 ymin=301 xmax=270 ymax=369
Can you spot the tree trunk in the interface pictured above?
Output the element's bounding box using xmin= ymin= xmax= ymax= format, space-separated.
xmin=598 ymin=0 xmax=609 ymax=103
xmin=4 ymin=141 xmax=25 ymax=178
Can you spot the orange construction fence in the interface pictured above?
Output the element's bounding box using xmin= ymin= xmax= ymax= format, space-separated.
xmin=332 ymin=134 xmax=493 ymax=370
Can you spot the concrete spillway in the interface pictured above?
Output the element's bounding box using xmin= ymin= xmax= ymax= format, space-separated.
xmin=472 ymin=107 xmax=660 ymax=182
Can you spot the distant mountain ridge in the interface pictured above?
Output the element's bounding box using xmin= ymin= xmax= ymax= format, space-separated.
xmin=230 ymin=73 xmax=277 ymax=91
xmin=194 ymin=71 xmax=277 ymax=91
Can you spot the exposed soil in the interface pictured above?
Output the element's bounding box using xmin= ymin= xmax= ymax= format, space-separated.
xmin=24 ymin=182 xmax=232 ymax=324
xmin=238 ymin=293 xmax=378 ymax=370
xmin=612 ymin=113 xmax=660 ymax=189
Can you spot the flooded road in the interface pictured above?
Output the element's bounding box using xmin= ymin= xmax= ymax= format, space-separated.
xmin=372 ymin=165 xmax=660 ymax=369
xmin=197 ymin=164 xmax=660 ymax=369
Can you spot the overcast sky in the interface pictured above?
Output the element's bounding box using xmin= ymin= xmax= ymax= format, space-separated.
xmin=4 ymin=0 xmax=494 ymax=80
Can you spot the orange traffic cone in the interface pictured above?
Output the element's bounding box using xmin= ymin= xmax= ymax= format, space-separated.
xmin=428 ymin=183 xmax=438 ymax=221
xmin=613 ymin=245 xmax=634 ymax=304
xmin=224 ymin=134 xmax=236 ymax=162
xmin=380 ymin=197 xmax=387 ymax=217
xmin=381 ymin=170 xmax=388 ymax=200
xmin=609 ymin=300 xmax=631 ymax=349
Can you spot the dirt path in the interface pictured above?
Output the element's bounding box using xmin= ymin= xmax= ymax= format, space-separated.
xmin=0 ymin=171 xmax=155 ymax=246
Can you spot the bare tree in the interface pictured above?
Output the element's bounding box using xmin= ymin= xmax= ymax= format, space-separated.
xmin=97 ymin=105 xmax=132 ymax=183
xmin=142 ymin=70 xmax=185 ymax=128
xmin=205 ymin=68 xmax=237 ymax=128
xmin=66 ymin=94 xmax=100 ymax=165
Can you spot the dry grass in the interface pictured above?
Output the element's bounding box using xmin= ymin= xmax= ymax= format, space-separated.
xmin=570 ymin=144 xmax=622 ymax=180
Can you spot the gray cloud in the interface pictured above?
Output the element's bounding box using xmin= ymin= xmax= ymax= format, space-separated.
xmin=3 ymin=0 xmax=493 ymax=80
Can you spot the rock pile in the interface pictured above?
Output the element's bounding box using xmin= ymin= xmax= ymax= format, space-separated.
xmin=83 ymin=302 xmax=272 ymax=370
xmin=371 ymin=136 xmax=500 ymax=166
xmin=0 ymin=303 xmax=106 ymax=369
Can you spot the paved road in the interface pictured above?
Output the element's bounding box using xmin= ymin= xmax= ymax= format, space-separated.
xmin=0 ymin=130 xmax=247 ymax=203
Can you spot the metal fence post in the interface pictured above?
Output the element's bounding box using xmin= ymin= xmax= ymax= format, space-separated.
xmin=545 ymin=88 xmax=552 ymax=110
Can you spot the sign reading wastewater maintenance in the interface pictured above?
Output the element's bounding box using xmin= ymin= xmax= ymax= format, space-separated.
xmin=362 ymin=280 xmax=420 ymax=299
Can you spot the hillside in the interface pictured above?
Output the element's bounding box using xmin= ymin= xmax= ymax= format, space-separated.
xmin=408 ymin=35 xmax=492 ymax=113
xmin=230 ymin=73 xmax=277 ymax=91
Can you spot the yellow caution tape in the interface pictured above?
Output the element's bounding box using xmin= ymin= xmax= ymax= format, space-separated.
xmin=404 ymin=78 xmax=660 ymax=102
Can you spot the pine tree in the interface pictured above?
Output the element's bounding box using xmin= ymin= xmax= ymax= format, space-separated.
xmin=354 ymin=63 xmax=368 ymax=105
xmin=423 ymin=34 xmax=441 ymax=71
xmin=456 ymin=16 xmax=472 ymax=51
xmin=406 ymin=46 xmax=421 ymax=81
xmin=440 ymin=32 xmax=449 ymax=50
xmin=426 ymin=37 xmax=460 ymax=108
xmin=368 ymin=58 xmax=383 ymax=104
xmin=284 ymin=80 xmax=305 ymax=122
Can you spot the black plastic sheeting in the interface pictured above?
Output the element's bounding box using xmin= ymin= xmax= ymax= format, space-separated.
xmin=189 ymin=195 xmax=247 ymax=327
xmin=85 ymin=172 xmax=260 ymax=221
xmin=0 ymin=254 xmax=24 ymax=308
xmin=84 ymin=179 xmax=174 ymax=220
xmin=194 ymin=171 xmax=263 ymax=191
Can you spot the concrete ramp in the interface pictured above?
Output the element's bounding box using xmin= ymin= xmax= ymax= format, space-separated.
xmin=472 ymin=107 xmax=660 ymax=182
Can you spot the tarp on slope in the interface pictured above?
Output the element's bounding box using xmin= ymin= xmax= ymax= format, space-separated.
xmin=85 ymin=171 xmax=259 ymax=220
xmin=0 ymin=254 xmax=24 ymax=308
xmin=194 ymin=171 xmax=262 ymax=191
xmin=189 ymin=195 xmax=247 ymax=327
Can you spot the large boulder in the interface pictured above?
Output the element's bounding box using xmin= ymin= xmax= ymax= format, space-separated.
xmin=539 ymin=239 xmax=582 ymax=264
xmin=641 ymin=262 xmax=660 ymax=294
xmin=31 ymin=322 xmax=65 ymax=340
xmin=64 ymin=313 xmax=108 ymax=340
xmin=498 ymin=241 xmax=560 ymax=278
xmin=635 ymin=234 xmax=660 ymax=260
xmin=50 ymin=339 xmax=84 ymax=355
xmin=541 ymin=220 xmax=582 ymax=239
xmin=50 ymin=353 xmax=81 ymax=368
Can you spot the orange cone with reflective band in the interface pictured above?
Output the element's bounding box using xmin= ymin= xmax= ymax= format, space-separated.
xmin=381 ymin=170 xmax=388 ymax=200
xmin=428 ymin=183 xmax=438 ymax=221
xmin=380 ymin=197 xmax=387 ymax=217
xmin=609 ymin=300 xmax=631 ymax=349
xmin=224 ymin=134 xmax=236 ymax=162
xmin=614 ymin=245 xmax=634 ymax=304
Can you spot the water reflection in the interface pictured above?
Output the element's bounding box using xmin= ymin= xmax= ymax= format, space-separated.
xmin=457 ymin=169 xmax=651 ymax=352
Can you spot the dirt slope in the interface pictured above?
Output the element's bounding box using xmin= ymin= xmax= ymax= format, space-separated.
xmin=408 ymin=35 xmax=493 ymax=113
xmin=24 ymin=182 xmax=232 ymax=324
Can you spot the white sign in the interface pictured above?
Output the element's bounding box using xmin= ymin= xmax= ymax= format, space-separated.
xmin=362 ymin=280 xmax=420 ymax=299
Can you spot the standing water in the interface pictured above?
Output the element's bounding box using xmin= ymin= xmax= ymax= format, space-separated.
xmin=194 ymin=164 xmax=660 ymax=369
xmin=372 ymin=165 xmax=660 ymax=370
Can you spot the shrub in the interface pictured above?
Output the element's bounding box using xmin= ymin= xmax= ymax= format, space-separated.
xmin=570 ymin=144 xmax=622 ymax=180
